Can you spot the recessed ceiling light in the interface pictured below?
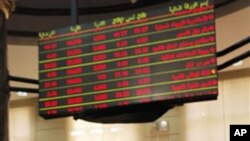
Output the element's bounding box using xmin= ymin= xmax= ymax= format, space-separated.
xmin=91 ymin=128 xmax=104 ymax=134
xmin=110 ymin=127 xmax=119 ymax=133
xmin=130 ymin=0 xmax=138 ymax=4
xmin=71 ymin=130 xmax=85 ymax=136
xmin=155 ymin=120 xmax=169 ymax=131
xmin=16 ymin=91 xmax=28 ymax=97
xmin=233 ymin=60 xmax=243 ymax=67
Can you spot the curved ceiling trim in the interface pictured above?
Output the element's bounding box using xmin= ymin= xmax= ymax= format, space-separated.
xmin=13 ymin=0 xmax=236 ymax=16
xmin=13 ymin=0 xmax=169 ymax=16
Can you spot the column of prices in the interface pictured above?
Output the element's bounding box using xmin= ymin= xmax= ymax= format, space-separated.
xmin=38 ymin=0 xmax=218 ymax=119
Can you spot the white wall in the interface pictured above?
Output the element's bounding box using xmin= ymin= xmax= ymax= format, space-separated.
xmin=9 ymin=99 xmax=68 ymax=141
xmin=9 ymin=100 xmax=36 ymax=141
xmin=178 ymin=69 xmax=250 ymax=141
xmin=66 ymin=119 xmax=144 ymax=141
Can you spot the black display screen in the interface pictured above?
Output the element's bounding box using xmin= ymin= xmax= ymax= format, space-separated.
xmin=38 ymin=0 xmax=218 ymax=119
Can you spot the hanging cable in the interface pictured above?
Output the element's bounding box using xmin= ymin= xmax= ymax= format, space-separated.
xmin=217 ymin=36 xmax=250 ymax=57
xmin=9 ymin=75 xmax=39 ymax=84
xmin=218 ymin=50 xmax=250 ymax=71
xmin=10 ymin=87 xmax=39 ymax=94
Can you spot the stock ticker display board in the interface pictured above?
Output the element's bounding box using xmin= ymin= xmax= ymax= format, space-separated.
xmin=38 ymin=0 xmax=218 ymax=119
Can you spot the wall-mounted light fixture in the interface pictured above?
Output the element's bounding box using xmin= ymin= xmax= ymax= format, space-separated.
xmin=16 ymin=91 xmax=28 ymax=97
xmin=155 ymin=120 xmax=169 ymax=131
xmin=130 ymin=0 xmax=138 ymax=4
xmin=233 ymin=60 xmax=244 ymax=67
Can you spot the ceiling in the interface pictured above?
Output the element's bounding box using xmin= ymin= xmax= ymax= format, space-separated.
xmin=12 ymin=0 xmax=239 ymax=9
xmin=15 ymin=0 xmax=131 ymax=8
xmin=12 ymin=0 xmax=240 ymax=9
